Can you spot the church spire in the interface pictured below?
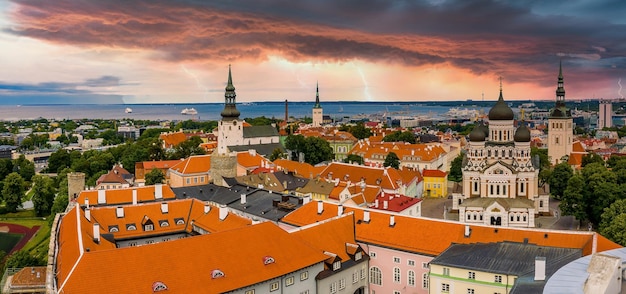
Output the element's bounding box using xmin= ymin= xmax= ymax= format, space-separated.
xmin=221 ymin=65 xmax=240 ymax=120
xmin=314 ymin=81 xmax=321 ymax=109
xmin=556 ymin=60 xmax=565 ymax=105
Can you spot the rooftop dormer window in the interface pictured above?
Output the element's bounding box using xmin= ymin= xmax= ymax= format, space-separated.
xmin=126 ymin=224 xmax=137 ymax=231
xmin=333 ymin=261 xmax=341 ymax=271
xmin=355 ymin=252 xmax=362 ymax=261
xmin=108 ymin=225 xmax=119 ymax=233
xmin=263 ymin=256 xmax=275 ymax=265
xmin=211 ymin=269 xmax=225 ymax=279
xmin=152 ymin=281 xmax=168 ymax=292
xmin=174 ymin=218 xmax=185 ymax=225
xmin=159 ymin=220 xmax=169 ymax=227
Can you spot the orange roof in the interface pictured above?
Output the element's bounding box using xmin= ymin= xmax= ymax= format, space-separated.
xmin=329 ymin=182 xmax=348 ymax=200
xmin=423 ymin=169 xmax=447 ymax=177
xmin=140 ymin=160 xmax=183 ymax=170
xmin=320 ymin=162 xmax=403 ymax=190
xmin=292 ymin=214 xmax=359 ymax=264
xmin=350 ymin=141 xmax=447 ymax=164
xmin=237 ymin=151 xmax=271 ymax=169
xmin=159 ymin=131 xmax=187 ymax=149
xmin=57 ymin=222 xmax=328 ymax=293
xmin=96 ymin=170 xmax=129 ymax=185
xmin=170 ymin=154 xmax=211 ymax=174
xmin=349 ymin=185 xmax=381 ymax=205
xmin=282 ymin=202 xmax=621 ymax=257
xmin=273 ymin=159 xmax=324 ymax=178
xmin=10 ymin=267 xmax=46 ymax=288
xmin=76 ymin=185 xmax=176 ymax=206
xmin=572 ymin=141 xmax=587 ymax=153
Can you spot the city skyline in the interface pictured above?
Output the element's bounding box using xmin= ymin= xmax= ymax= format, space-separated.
xmin=0 ymin=0 xmax=625 ymax=105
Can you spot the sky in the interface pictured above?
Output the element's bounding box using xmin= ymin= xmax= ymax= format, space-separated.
xmin=0 ymin=0 xmax=625 ymax=104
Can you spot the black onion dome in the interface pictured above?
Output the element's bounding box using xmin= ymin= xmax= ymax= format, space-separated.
xmin=488 ymin=91 xmax=514 ymax=120
xmin=479 ymin=123 xmax=489 ymax=138
xmin=469 ymin=124 xmax=486 ymax=142
xmin=514 ymin=124 xmax=531 ymax=142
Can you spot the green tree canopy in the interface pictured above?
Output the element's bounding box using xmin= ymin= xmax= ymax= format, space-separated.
xmin=600 ymin=199 xmax=626 ymax=246
xmin=284 ymin=135 xmax=333 ymax=165
xmin=269 ymin=148 xmax=286 ymax=161
xmin=145 ymin=168 xmax=165 ymax=185
xmin=581 ymin=153 xmax=604 ymax=167
xmin=548 ymin=162 xmax=573 ymax=200
xmin=47 ymin=149 xmax=71 ymax=174
xmin=343 ymin=154 xmax=364 ymax=165
xmin=169 ymin=136 xmax=205 ymax=160
xmin=448 ymin=153 xmax=464 ymax=182
xmin=5 ymin=250 xmax=45 ymax=268
xmin=340 ymin=122 xmax=372 ymax=140
xmin=383 ymin=152 xmax=400 ymax=169
xmin=31 ymin=175 xmax=56 ymax=216
xmin=531 ymin=147 xmax=550 ymax=171
xmin=559 ymin=174 xmax=587 ymax=225
xmin=2 ymin=172 xmax=25 ymax=213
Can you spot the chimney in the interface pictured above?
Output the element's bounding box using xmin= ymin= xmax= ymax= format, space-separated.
xmin=132 ymin=189 xmax=138 ymax=205
xmin=204 ymin=202 xmax=211 ymax=213
xmin=464 ymin=225 xmax=471 ymax=237
xmin=338 ymin=204 xmax=344 ymax=216
xmin=155 ymin=184 xmax=163 ymax=199
xmin=303 ymin=196 xmax=310 ymax=205
xmin=97 ymin=189 xmax=106 ymax=204
xmin=363 ymin=210 xmax=370 ymax=223
xmin=383 ymin=200 xmax=389 ymax=210
xmin=375 ymin=199 xmax=379 ymax=208
xmin=389 ymin=215 xmax=395 ymax=227
xmin=115 ymin=206 xmax=124 ymax=218
xmin=534 ymin=257 xmax=546 ymax=281
xmin=93 ymin=223 xmax=100 ymax=243
xmin=161 ymin=202 xmax=168 ymax=214
xmin=84 ymin=197 xmax=90 ymax=208
xmin=241 ymin=193 xmax=247 ymax=204
xmin=219 ymin=204 xmax=228 ymax=220
xmin=317 ymin=200 xmax=324 ymax=214
xmin=84 ymin=207 xmax=91 ymax=221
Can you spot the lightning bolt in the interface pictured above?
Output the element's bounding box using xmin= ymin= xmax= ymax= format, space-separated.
xmin=619 ymin=78 xmax=624 ymax=99
xmin=180 ymin=64 xmax=209 ymax=100
xmin=354 ymin=63 xmax=373 ymax=101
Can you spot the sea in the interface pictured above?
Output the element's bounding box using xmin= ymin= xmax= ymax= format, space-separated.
xmin=0 ymin=102 xmax=492 ymax=121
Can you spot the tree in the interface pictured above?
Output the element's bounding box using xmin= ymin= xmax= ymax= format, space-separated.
xmin=342 ymin=122 xmax=372 ymax=140
xmin=584 ymin=168 xmax=618 ymax=226
xmin=285 ymin=135 xmax=307 ymax=161
xmin=31 ymin=175 xmax=56 ymax=216
xmin=86 ymin=170 xmax=107 ymax=188
xmin=559 ymin=174 xmax=587 ymax=226
xmin=384 ymin=152 xmax=400 ymax=169
xmin=269 ymin=148 xmax=285 ymax=161
xmin=2 ymin=172 xmax=25 ymax=212
xmin=302 ymin=137 xmax=334 ymax=165
xmin=5 ymin=250 xmax=45 ymax=268
xmin=383 ymin=131 xmax=416 ymax=144
xmin=145 ymin=168 xmax=165 ymax=185
xmin=531 ymin=147 xmax=550 ymax=171
xmin=548 ymin=162 xmax=573 ymax=200
xmin=448 ymin=153 xmax=464 ymax=182
xmin=170 ymin=136 xmax=205 ymax=160
xmin=581 ymin=153 xmax=604 ymax=167
xmin=47 ymin=149 xmax=71 ymax=174
xmin=600 ymin=199 xmax=626 ymax=246
xmin=14 ymin=155 xmax=35 ymax=182
xmin=344 ymin=154 xmax=364 ymax=165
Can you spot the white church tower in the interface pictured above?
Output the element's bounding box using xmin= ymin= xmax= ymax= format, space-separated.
xmin=217 ymin=65 xmax=243 ymax=154
xmin=312 ymin=82 xmax=323 ymax=127
xmin=547 ymin=61 xmax=573 ymax=165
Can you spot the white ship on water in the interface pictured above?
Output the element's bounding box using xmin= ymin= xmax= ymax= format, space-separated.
xmin=125 ymin=107 xmax=133 ymax=113
xmin=181 ymin=108 xmax=198 ymax=115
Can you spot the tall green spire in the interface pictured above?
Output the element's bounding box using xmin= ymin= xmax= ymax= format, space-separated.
xmin=221 ymin=65 xmax=240 ymax=120
xmin=314 ymin=81 xmax=321 ymax=109
xmin=556 ymin=60 xmax=565 ymax=104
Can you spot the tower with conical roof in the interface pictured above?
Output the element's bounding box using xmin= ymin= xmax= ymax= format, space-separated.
xmin=312 ymin=82 xmax=323 ymax=127
xmin=548 ymin=61 xmax=573 ymax=165
xmin=216 ymin=65 xmax=243 ymax=154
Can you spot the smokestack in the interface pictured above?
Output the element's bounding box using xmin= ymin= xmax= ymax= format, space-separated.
xmin=317 ymin=200 xmax=324 ymax=214
xmin=383 ymin=200 xmax=388 ymax=210
xmin=303 ymin=196 xmax=310 ymax=205
xmin=241 ymin=193 xmax=247 ymax=204
xmin=535 ymin=257 xmax=546 ymax=281
xmin=204 ymin=202 xmax=211 ymax=213
xmin=363 ymin=210 xmax=370 ymax=223
xmin=85 ymin=197 xmax=89 ymax=208
xmin=93 ymin=223 xmax=100 ymax=243
xmin=338 ymin=204 xmax=344 ymax=216
xmin=84 ymin=207 xmax=91 ymax=221
xmin=155 ymin=184 xmax=163 ymax=199
xmin=97 ymin=189 xmax=106 ymax=204
xmin=115 ymin=206 xmax=124 ymax=218
xmin=464 ymin=225 xmax=471 ymax=237
xmin=389 ymin=215 xmax=395 ymax=227
xmin=219 ymin=204 xmax=228 ymax=220
xmin=161 ymin=202 xmax=168 ymax=214
xmin=132 ymin=189 xmax=138 ymax=205
xmin=285 ymin=99 xmax=288 ymax=123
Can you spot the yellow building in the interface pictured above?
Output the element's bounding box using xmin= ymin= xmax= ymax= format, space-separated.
xmin=423 ymin=169 xmax=448 ymax=197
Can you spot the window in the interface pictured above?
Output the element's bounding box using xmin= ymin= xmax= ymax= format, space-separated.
xmin=394 ymin=267 xmax=401 ymax=283
xmin=361 ymin=266 xmax=366 ymax=280
xmin=330 ymin=282 xmax=337 ymax=294
xmin=299 ymin=291 xmax=309 ymax=294
xmin=467 ymin=289 xmax=475 ymax=294
xmin=175 ymin=218 xmax=185 ymax=225
xmin=540 ymin=200 xmax=544 ymax=208
xmin=300 ymin=271 xmax=308 ymax=281
xmin=355 ymin=251 xmax=362 ymax=260
xmin=393 ymin=257 xmax=400 ymax=263
xmin=159 ymin=220 xmax=169 ymax=227
xmin=108 ymin=225 xmax=119 ymax=233
xmin=394 ymin=291 xmax=401 ymax=294
xmin=144 ymin=224 xmax=154 ymax=231
xmin=245 ymin=290 xmax=255 ymax=294
xmin=186 ymin=178 xmax=190 ymax=184
xmin=442 ymin=283 xmax=450 ymax=293
xmin=129 ymin=242 xmax=137 ymax=247
xmin=339 ymin=278 xmax=345 ymax=290
xmin=126 ymin=224 xmax=137 ymax=231
xmin=423 ymin=273 xmax=429 ymax=289
xmin=285 ymin=276 xmax=294 ymax=286
xmin=370 ymin=251 xmax=376 ymax=258
xmin=443 ymin=267 xmax=450 ymax=276
xmin=270 ymin=282 xmax=279 ymax=292
xmin=408 ymin=270 xmax=415 ymax=286
xmin=353 ymin=271 xmax=359 ymax=283
xmin=408 ymin=260 xmax=415 ymax=266
xmin=468 ymin=271 xmax=475 ymax=279
xmin=495 ymin=275 xmax=502 ymax=283
xmin=369 ymin=267 xmax=382 ymax=285
xmin=333 ymin=261 xmax=341 ymax=270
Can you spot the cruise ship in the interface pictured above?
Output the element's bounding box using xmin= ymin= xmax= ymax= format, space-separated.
xmin=124 ymin=107 xmax=132 ymax=113
xmin=181 ymin=108 xmax=198 ymax=115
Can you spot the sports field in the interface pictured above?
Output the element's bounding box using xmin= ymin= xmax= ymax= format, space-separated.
xmin=0 ymin=232 xmax=23 ymax=253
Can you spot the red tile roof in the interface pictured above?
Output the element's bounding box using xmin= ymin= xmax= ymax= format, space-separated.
xmin=76 ymin=185 xmax=176 ymax=206
xmin=423 ymin=169 xmax=447 ymax=177
xmin=159 ymin=131 xmax=187 ymax=149
xmin=170 ymin=154 xmax=211 ymax=174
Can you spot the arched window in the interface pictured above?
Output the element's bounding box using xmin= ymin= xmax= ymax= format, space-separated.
xmin=152 ymin=281 xmax=168 ymax=292
xmin=408 ymin=270 xmax=415 ymax=286
xmin=370 ymin=267 xmax=382 ymax=285
xmin=422 ymin=273 xmax=429 ymax=289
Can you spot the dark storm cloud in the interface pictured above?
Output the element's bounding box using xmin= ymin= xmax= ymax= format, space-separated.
xmin=0 ymin=75 xmax=127 ymax=94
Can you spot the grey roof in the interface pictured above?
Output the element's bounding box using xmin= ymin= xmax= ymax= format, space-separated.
xmin=242 ymin=125 xmax=279 ymax=138
xmin=172 ymin=184 xmax=244 ymax=204
xmin=273 ymin=171 xmax=309 ymax=190
xmin=228 ymin=143 xmax=285 ymax=157
xmin=430 ymin=242 xmax=581 ymax=294
xmin=0 ymin=145 xmax=17 ymax=151
xmin=227 ymin=185 xmax=304 ymax=222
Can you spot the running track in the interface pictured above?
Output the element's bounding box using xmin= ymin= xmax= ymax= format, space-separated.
xmin=0 ymin=222 xmax=41 ymax=254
